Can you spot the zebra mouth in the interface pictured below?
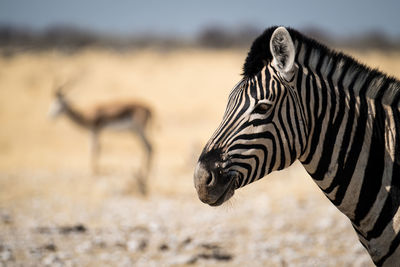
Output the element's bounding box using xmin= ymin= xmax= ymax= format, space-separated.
xmin=208 ymin=171 xmax=239 ymax=207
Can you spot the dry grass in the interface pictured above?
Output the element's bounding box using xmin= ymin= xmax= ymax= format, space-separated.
xmin=0 ymin=48 xmax=399 ymax=266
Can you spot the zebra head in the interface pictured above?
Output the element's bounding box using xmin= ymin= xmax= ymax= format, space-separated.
xmin=194 ymin=27 xmax=308 ymax=206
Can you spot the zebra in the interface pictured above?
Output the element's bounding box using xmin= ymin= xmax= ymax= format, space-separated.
xmin=193 ymin=26 xmax=400 ymax=266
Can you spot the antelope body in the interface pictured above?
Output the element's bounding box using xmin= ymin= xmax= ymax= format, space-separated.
xmin=49 ymin=89 xmax=153 ymax=176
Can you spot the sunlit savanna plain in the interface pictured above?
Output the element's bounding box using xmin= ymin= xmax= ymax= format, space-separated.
xmin=1 ymin=48 xmax=399 ymax=266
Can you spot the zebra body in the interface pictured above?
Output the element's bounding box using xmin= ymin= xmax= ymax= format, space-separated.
xmin=193 ymin=26 xmax=400 ymax=266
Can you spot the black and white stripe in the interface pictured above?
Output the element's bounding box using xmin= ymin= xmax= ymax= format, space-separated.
xmin=195 ymin=26 xmax=400 ymax=266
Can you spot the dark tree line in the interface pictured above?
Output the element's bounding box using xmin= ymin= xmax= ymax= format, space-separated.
xmin=0 ymin=24 xmax=399 ymax=54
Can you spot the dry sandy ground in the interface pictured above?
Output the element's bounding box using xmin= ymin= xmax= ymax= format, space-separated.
xmin=1 ymin=48 xmax=400 ymax=266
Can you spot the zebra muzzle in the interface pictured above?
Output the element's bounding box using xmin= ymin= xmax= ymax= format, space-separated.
xmin=194 ymin=162 xmax=237 ymax=206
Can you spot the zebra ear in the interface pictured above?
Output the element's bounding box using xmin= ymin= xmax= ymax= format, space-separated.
xmin=270 ymin=27 xmax=295 ymax=74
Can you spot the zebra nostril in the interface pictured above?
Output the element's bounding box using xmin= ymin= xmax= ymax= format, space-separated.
xmin=205 ymin=172 xmax=213 ymax=186
xmin=194 ymin=163 xmax=215 ymax=189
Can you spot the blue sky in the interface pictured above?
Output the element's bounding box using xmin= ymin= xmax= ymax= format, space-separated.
xmin=0 ymin=0 xmax=399 ymax=38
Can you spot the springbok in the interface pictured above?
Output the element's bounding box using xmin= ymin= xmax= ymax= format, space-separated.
xmin=49 ymin=82 xmax=153 ymax=181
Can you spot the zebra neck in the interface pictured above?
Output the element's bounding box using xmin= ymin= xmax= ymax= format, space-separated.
xmin=295 ymin=40 xmax=399 ymax=215
xmin=295 ymin=39 xmax=374 ymax=173
xmin=293 ymin=40 xmax=400 ymax=263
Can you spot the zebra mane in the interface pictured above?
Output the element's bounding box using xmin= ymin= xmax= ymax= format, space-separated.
xmin=242 ymin=26 xmax=278 ymax=77
xmin=242 ymin=26 xmax=400 ymax=91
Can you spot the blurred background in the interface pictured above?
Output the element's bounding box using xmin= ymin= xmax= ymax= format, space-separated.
xmin=1 ymin=1 xmax=399 ymax=266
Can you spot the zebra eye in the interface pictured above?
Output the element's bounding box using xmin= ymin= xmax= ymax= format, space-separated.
xmin=252 ymin=102 xmax=272 ymax=115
